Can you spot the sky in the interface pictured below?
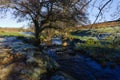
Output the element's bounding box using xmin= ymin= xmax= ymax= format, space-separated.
xmin=0 ymin=11 xmax=29 ymax=28
xmin=0 ymin=0 xmax=119 ymax=28
xmin=88 ymin=0 xmax=119 ymax=23
xmin=0 ymin=17 xmax=28 ymax=28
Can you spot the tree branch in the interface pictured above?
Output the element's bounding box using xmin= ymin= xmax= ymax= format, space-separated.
xmin=90 ymin=0 xmax=112 ymax=29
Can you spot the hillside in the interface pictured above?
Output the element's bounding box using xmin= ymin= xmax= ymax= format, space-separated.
xmin=87 ymin=20 xmax=120 ymax=29
xmin=0 ymin=20 xmax=120 ymax=32
xmin=55 ymin=20 xmax=120 ymax=35
xmin=0 ymin=27 xmax=25 ymax=32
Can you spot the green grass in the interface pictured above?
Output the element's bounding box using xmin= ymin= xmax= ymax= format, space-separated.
xmin=95 ymin=26 xmax=120 ymax=33
xmin=69 ymin=34 xmax=97 ymax=41
xmin=0 ymin=32 xmax=22 ymax=37
xmin=0 ymin=31 xmax=34 ymax=38
xmin=69 ymin=26 xmax=120 ymax=42
xmin=68 ymin=26 xmax=120 ymax=65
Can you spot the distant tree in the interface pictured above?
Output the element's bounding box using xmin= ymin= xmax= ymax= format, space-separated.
xmin=0 ymin=0 xmax=90 ymax=46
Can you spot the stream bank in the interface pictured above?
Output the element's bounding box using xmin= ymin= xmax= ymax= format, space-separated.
xmin=0 ymin=37 xmax=73 ymax=80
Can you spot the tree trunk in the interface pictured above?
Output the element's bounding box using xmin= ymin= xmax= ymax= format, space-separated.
xmin=34 ymin=21 xmax=41 ymax=46
xmin=35 ymin=31 xmax=40 ymax=46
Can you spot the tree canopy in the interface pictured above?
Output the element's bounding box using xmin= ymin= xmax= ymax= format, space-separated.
xmin=0 ymin=0 xmax=90 ymax=44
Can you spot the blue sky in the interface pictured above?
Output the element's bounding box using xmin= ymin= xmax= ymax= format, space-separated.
xmin=0 ymin=0 xmax=119 ymax=28
xmin=0 ymin=17 xmax=28 ymax=28
xmin=0 ymin=11 xmax=29 ymax=28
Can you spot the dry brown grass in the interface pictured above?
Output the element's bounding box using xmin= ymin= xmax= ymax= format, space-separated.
xmin=62 ymin=20 xmax=120 ymax=31
xmin=87 ymin=21 xmax=120 ymax=29
xmin=0 ymin=28 xmax=21 ymax=32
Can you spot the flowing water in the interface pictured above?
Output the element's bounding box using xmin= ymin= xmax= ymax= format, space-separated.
xmin=1 ymin=37 xmax=120 ymax=80
xmin=47 ymin=47 xmax=120 ymax=80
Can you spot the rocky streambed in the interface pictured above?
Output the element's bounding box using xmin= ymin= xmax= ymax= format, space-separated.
xmin=1 ymin=37 xmax=120 ymax=80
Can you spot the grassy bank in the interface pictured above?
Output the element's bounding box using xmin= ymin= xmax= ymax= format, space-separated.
xmin=69 ymin=26 xmax=120 ymax=66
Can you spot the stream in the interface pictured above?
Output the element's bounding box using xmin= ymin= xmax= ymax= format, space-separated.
xmin=1 ymin=37 xmax=120 ymax=80
xmin=46 ymin=47 xmax=120 ymax=80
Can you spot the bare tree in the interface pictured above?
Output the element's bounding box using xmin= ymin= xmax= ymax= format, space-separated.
xmin=88 ymin=0 xmax=114 ymax=29
xmin=0 ymin=0 xmax=89 ymax=45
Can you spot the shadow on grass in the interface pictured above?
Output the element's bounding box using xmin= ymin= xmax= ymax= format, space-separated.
xmin=70 ymin=30 xmax=93 ymax=37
